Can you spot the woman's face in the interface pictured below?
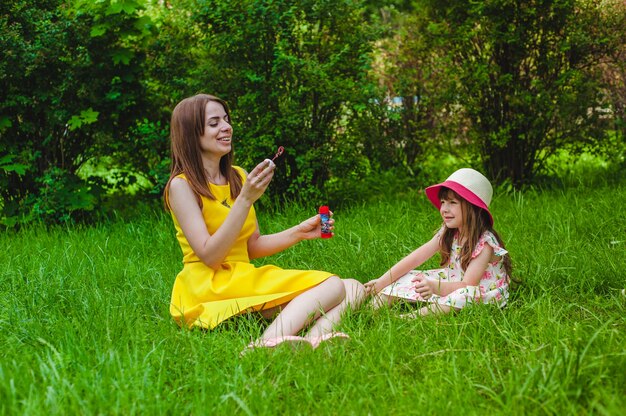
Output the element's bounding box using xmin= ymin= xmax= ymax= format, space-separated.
xmin=199 ymin=100 xmax=232 ymax=157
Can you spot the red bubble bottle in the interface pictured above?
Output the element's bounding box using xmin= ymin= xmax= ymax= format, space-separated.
xmin=319 ymin=205 xmax=332 ymax=238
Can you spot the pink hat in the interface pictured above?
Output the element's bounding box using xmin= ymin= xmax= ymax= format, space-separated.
xmin=425 ymin=168 xmax=494 ymax=225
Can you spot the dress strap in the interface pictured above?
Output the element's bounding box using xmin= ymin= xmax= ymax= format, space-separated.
xmin=471 ymin=231 xmax=508 ymax=258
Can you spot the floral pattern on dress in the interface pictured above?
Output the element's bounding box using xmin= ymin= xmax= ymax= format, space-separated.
xmin=379 ymin=231 xmax=510 ymax=309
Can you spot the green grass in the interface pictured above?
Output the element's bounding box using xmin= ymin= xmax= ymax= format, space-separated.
xmin=1 ymin=178 xmax=625 ymax=415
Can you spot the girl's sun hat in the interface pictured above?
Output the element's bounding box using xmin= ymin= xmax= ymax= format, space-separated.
xmin=425 ymin=168 xmax=494 ymax=225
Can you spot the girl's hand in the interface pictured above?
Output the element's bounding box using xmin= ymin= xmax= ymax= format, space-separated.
xmin=412 ymin=274 xmax=436 ymax=299
xmin=296 ymin=212 xmax=334 ymax=240
xmin=364 ymin=275 xmax=393 ymax=295
xmin=364 ymin=278 xmax=379 ymax=296
xmin=240 ymin=159 xmax=275 ymax=203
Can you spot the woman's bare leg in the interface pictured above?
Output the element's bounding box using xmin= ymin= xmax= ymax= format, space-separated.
xmin=369 ymin=293 xmax=396 ymax=310
xmin=304 ymin=278 xmax=366 ymax=339
xmin=260 ymin=276 xmax=345 ymax=340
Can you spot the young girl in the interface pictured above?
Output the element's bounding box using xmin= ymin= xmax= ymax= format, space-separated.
xmin=164 ymin=94 xmax=364 ymax=351
xmin=364 ymin=168 xmax=512 ymax=316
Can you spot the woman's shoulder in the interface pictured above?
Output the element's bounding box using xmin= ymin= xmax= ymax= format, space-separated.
xmin=232 ymin=165 xmax=248 ymax=182
xmin=165 ymin=174 xmax=196 ymax=211
xmin=232 ymin=165 xmax=247 ymax=175
xmin=169 ymin=175 xmax=193 ymax=194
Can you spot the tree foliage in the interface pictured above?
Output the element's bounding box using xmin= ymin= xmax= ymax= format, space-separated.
xmin=357 ymin=3 xmax=456 ymax=176
xmin=597 ymin=0 xmax=626 ymax=151
xmin=1 ymin=0 xmax=624 ymax=226
xmin=0 ymin=0 xmax=158 ymax=224
xmin=423 ymin=0 xmax=619 ymax=185
xmin=191 ymin=0 xmax=377 ymax=202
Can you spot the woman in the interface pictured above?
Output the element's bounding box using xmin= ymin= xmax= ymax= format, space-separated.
xmin=164 ymin=93 xmax=364 ymax=351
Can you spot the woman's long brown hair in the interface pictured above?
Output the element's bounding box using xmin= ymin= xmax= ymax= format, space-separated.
xmin=163 ymin=94 xmax=243 ymax=209
xmin=438 ymin=188 xmax=512 ymax=277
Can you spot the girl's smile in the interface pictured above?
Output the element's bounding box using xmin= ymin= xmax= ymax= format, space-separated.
xmin=440 ymin=197 xmax=462 ymax=229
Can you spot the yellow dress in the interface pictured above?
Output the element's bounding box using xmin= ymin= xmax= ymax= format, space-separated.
xmin=168 ymin=167 xmax=333 ymax=329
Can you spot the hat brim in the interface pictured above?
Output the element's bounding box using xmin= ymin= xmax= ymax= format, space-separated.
xmin=425 ymin=181 xmax=494 ymax=226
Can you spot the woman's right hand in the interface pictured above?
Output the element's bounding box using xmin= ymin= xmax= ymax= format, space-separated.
xmin=240 ymin=159 xmax=275 ymax=203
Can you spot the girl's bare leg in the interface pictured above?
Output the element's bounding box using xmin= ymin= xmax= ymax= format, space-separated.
xmin=419 ymin=304 xmax=451 ymax=315
xmin=304 ymin=278 xmax=366 ymax=339
xmin=401 ymin=303 xmax=452 ymax=318
xmin=260 ymin=276 xmax=345 ymax=340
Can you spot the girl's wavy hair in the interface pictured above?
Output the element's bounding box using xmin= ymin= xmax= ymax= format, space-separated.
xmin=438 ymin=187 xmax=512 ymax=277
xmin=163 ymin=94 xmax=243 ymax=209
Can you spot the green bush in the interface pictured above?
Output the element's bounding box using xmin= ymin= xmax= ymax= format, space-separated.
xmin=0 ymin=0 xmax=158 ymax=225
xmin=192 ymin=0 xmax=378 ymax=201
xmin=423 ymin=0 xmax=623 ymax=185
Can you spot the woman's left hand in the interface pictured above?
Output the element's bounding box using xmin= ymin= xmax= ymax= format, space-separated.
xmin=296 ymin=212 xmax=334 ymax=240
xmin=239 ymin=159 xmax=275 ymax=204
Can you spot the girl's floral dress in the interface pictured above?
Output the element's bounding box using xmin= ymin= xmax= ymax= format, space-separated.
xmin=379 ymin=230 xmax=509 ymax=309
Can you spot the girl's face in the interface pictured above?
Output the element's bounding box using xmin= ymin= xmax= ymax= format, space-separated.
xmin=199 ymin=101 xmax=232 ymax=158
xmin=440 ymin=194 xmax=464 ymax=230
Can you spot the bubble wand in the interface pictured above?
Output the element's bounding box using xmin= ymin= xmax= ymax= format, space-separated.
xmin=271 ymin=146 xmax=284 ymax=162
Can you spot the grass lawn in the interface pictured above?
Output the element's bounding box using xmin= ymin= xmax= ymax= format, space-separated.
xmin=1 ymin=176 xmax=625 ymax=415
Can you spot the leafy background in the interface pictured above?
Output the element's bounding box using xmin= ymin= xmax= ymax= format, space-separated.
xmin=1 ymin=0 xmax=625 ymax=226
